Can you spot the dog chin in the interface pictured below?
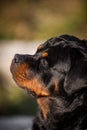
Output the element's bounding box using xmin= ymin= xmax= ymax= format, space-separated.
xmin=20 ymin=87 xmax=37 ymax=98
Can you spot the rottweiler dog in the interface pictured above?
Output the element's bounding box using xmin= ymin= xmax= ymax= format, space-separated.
xmin=10 ymin=35 xmax=87 ymax=130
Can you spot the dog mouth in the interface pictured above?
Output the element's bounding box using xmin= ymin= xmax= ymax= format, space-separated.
xmin=23 ymin=87 xmax=49 ymax=98
xmin=21 ymin=87 xmax=38 ymax=98
xmin=10 ymin=61 xmax=50 ymax=98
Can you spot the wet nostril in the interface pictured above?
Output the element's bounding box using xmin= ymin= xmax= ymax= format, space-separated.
xmin=13 ymin=54 xmax=19 ymax=63
xmin=13 ymin=54 xmax=23 ymax=63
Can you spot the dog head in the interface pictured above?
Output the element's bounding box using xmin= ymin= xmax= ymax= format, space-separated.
xmin=10 ymin=35 xmax=87 ymax=99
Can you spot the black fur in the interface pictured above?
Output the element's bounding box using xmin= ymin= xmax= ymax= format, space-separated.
xmin=10 ymin=34 xmax=87 ymax=130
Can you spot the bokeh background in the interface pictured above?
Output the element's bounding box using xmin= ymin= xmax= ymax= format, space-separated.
xmin=0 ymin=0 xmax=87 ymax=129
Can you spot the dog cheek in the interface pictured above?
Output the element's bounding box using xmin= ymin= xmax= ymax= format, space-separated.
xmin=47 ymin=80 xmax=59 ymax=94
xmin=19 ymin=77 xmax=50 ymax=97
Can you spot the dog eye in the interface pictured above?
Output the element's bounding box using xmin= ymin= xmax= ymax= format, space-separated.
xmin=40 ymin=59 xmax=48 ymax=70
xmin=41 ymin=59 xmax=48 ymax=67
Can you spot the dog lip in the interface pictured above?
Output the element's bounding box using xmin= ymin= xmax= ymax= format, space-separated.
xmin=10 ymin=59 xmax=19 ymax=74
xmin=37 ymin=95 xmax=49 ymax=98
xmin=21 ymin=86 xmax=50 ymax=98
xmin=21 ymin=87 xmax=38 ymax=98
xmin=10 ymin=59 xmax=19 ymax=71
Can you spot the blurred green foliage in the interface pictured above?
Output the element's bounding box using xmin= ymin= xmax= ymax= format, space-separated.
xmin=0 ymin=0 xmax=87 ymax=40
xmin=0 ymin=73 xmax=37 ymax=116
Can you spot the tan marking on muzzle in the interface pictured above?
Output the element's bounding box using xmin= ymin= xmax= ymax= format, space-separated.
xmin=11 ymin=63 xmax=49 ymax=97
xmin=21 ymin=78 xmax=50 ymax=96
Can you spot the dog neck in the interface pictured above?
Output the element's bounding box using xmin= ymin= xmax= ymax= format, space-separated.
xmin=37 ymin=97 xmax=50 ymax=119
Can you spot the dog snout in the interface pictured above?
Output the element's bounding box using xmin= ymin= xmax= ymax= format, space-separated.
xmin=13 ymin=54 xmax=25 ymax=63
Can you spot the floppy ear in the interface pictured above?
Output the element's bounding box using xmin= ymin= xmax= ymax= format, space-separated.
xmin=64 ymin=48 xmax=87 ymax=95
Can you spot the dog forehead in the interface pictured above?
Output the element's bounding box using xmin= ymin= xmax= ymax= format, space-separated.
xmin=37 ymin=37 xmax=60 ymax=52
xmin=37 ymin=34 xmax=84 ymax=53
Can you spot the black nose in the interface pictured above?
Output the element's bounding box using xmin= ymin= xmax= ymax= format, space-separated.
xmin=13 ymin=54 xmax=25 ymax=63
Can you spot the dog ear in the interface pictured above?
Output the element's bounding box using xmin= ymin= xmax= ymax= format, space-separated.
xmin=64 ymin=47 xmax=87 ymax=95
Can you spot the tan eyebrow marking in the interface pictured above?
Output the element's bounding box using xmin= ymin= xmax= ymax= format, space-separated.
xmin=37 ymin=45 xmax=43 ymax=50
xmin=42 ymin=52 xmax=48 ymax=58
